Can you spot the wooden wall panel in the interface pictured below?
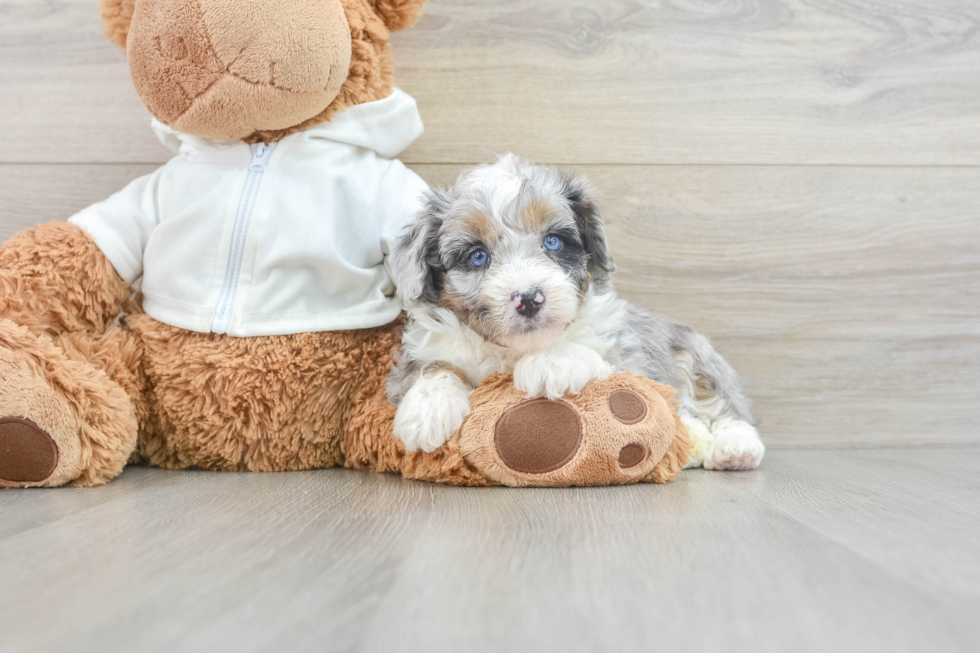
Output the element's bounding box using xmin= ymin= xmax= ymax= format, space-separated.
xmin=1 ymin=0 xmax=979 ymax=165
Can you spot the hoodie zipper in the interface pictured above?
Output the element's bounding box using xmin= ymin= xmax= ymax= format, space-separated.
xmin=211 ymin=142 xmax=276 ymax=334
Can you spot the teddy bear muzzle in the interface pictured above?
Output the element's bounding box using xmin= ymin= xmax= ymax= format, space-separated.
xmin=458 ymin=373 xmax=687 ymax=487
xmin=126 ymin=0 xmax=353 ymax=140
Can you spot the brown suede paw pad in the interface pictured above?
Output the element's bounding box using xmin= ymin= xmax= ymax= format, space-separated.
xmin=0 ymin=417 xmax=59 ymax=483
xmin=459 ymin=373 xmax=688 ymax=487
xmin=494 ymin=399 xmax=583 ymax=474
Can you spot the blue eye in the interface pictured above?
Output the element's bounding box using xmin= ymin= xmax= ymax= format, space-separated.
xmin=469 ymin=249 xmax=490 ymax=268
xmin=543 ymin=234 xmax=563 ymax=252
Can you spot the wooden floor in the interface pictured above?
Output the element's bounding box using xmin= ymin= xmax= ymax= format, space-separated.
xmin=0 ymin=448 xmax=977 ymax=653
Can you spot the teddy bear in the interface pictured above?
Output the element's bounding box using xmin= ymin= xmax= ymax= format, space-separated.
xmin=0 ymin=0 xmax=691 ymax=490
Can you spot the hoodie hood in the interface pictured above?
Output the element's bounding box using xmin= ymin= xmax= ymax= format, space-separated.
xmin=152 ymin=88 xmax=424 ymax=159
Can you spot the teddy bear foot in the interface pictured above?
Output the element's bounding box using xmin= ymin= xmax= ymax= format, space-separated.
xmin=0 ymin=321 xmax=138 ymax=488
xmin=0 ymin=417 xmax=60 ymax=485
xmin=0 ymin=347 xmax=88 ymax=489
xmin=458 ymin=372 xmax=691 ymax=487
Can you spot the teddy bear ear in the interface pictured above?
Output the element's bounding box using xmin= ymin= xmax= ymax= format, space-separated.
xmin=100 ymin=0 xmax=137 ymax=50
xmin=371 ymin=0 xmax=428 ymax=32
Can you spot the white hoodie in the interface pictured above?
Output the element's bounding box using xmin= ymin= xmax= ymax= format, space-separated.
xmin=69 ymin=89 xmax=428 ymax=337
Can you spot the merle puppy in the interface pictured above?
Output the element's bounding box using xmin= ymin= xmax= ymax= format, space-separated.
xmin=386 ymin=154 xmax=764 ymax=470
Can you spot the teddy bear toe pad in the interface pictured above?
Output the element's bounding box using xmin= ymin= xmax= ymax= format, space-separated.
xmin=0 ymin=417 xmax=59 ymax=483
xmin=608 ymin=388 xmax=648 ymax=424
xmin=460 ymin=373 xmax=684 ymax=487
xmin=617 ymin=442 xmax=648 ymax=468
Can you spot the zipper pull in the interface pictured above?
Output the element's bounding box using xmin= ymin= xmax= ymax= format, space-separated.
xmin=250 ymin=142 xmax=274 ymax=171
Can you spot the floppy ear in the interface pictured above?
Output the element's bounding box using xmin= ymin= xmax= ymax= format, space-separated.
xmin=371 ymin=0 xmax=428 ymax=32
xmin=390 ymin=188 xmax=449 ymax=306
xmin=561 ymin=173 xmax=616 ymax=286
xmin=100 ymin=0 xmax=136 ymax=49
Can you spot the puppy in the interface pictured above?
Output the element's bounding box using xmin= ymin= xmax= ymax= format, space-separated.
xmin=386 ymin=154 xmax=764 ymax=471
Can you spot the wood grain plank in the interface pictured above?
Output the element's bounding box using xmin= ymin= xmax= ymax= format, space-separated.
xmin=0 ymin=453 xmax=977 ymax=652
xmin=0 ymin=467 xmax=177 ymax=541
xmin=2 ymin=0 xmax=980 ymax=165
xmin=3 ymin=163 xmax=976 ymax=446
xmin=363 ymin=454 xmax=978 ymax=653
xmin=711 ymin=448 xmax=980 ymax=601
xmin=0 ymin=470 xmax=436 ymax=653
xmin=0 ymin=164 xmax=160 ymax=240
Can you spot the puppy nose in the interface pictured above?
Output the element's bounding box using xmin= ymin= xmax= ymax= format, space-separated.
xmin=514 ymin=291 xmax=545 ymax=318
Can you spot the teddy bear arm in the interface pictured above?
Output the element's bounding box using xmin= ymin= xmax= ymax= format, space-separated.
xmin=371 ymin=0 xmax=429 ymax=31
xmin=0 ymin=222 xmax=132 ymax=337
xmin=99 ymin=0 xmax=134 ymax=49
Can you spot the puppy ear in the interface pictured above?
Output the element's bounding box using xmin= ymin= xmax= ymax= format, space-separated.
xmin=391 ymin=188 xmax=448 ymax=306
xmin=371 ymin=0 xmax=428 ymax=32
xmin=561 ymin=173 xmax=616 ymax=285
xmin=100 ymin=0 xmax=136 ymax=50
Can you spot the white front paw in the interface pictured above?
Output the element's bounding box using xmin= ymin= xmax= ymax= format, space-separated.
xmin=703 ymin=421 xmax=764 ymax=471
xmin=513 ymin=345 xmax=613 ymax=399
xmin=394 ymin=370 xmax=472 ymax=453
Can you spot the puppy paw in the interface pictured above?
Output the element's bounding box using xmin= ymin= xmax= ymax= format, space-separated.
xmin=394 ymin=370 xmax=472 ymax=453
xmin=514 ymin=344 xmax=613 ymax=399
xmin=680 ymin=416 xmax=713 ymax=469
xmin=703 ymin=420 xmax=764 ymax=471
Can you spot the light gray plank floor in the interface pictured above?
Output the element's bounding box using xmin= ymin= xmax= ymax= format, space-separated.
xmin=1 ymin=447 xmax=977 ymax=653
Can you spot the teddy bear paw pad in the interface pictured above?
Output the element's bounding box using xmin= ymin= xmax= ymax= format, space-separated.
xmin=0 ymin=417 xmax=59 ymax=484
xmin=608 ymin=388 xmax=648 ymax=424
xmin=459 ymin=373 xmax=684 ymax=487
xmin=617 ymin=442 xmax=648 ymax=468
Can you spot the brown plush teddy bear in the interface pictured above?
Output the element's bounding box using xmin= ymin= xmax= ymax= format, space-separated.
xmin=0 ymin=0 xmax=691 ymax=489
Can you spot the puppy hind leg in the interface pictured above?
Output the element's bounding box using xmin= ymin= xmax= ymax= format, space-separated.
xmin=679 ymin=412 xmax=713 ymax=469
xmin=671 ymin=349 xmax=717 ymax=469
xmin=677 ymin=395 xmax=764 ymax=471
xmin=673 ymin=338 xmax=764 ymax=471
xmin=703 ymin=416 xmax=764 ymax=471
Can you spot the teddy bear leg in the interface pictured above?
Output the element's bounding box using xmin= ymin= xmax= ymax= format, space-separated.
xmin=0 ymin=222 xmax=138 ymax=487
xmin=452 ymin=373 xmax=693 ymax=487
xmin=0 ymin=320 xmax=139 ymax=488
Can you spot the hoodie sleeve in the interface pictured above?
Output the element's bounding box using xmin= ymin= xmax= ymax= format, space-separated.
xmin=378 ymin=159 xmax=429 ymax=280
xmin=68 ymin=168 xmax=164 ymax=284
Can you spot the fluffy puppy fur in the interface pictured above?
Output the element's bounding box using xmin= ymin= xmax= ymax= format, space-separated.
xmin=387 ymin=154 xmax=764 ymax=471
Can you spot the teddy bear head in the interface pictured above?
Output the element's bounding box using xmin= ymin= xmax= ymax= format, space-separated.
xmin=100 ymin=0 xmax=426 ymax=142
